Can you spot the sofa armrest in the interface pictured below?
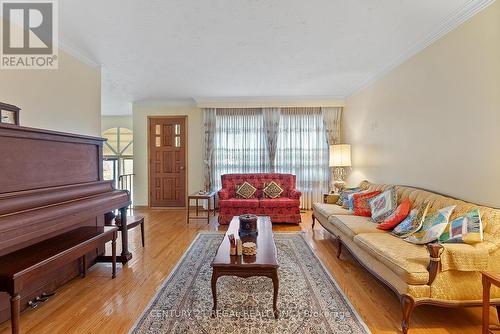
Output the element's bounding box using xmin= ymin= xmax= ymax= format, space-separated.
xmin=218 ymin=189 xmax=230 ymax=200
xmin=426 ymin=243 xmax=444 ymax=285
xmin=289 ymin=189 xmax=302 ymax=199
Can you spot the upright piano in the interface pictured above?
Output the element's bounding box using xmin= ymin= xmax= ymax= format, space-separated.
xmin=0 ymin=123 xmax=130 ymax=323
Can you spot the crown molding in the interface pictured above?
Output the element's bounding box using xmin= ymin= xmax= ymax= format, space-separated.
xmin=195 ymin=96 xmax=346 ymax=108
xmin=59 ymin=41 xmax=101 ymax=69
xmin=345 ymin=0 xmax=495 ymax=99
xmin=132 ymin=98 xmax=197 ymax=108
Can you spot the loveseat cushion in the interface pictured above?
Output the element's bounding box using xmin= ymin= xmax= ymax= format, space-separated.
xmin=260 ymin=198 xmax=300 ymax=208
xmin=219 ymin=198 xmax=260 ymax=208
xmin=313 ymin=203 xmax=353 ymax=220
xmin=328 ymin=215 xmax=385 ymax=239
xmin=353 ymin=233 xmax=430 ymax=285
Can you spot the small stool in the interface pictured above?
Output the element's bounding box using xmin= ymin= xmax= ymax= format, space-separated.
xmin=105 ymin=214 xmax=145 ymax=247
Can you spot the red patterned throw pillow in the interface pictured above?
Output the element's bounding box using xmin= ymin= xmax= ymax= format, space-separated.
xmin=353 ymin=191 xmax=381 ymax=217
xmin=377 ymin=199 xmax=411 ymax=230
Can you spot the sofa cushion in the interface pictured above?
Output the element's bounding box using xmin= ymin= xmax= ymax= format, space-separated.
xmin=219 ymin=198 xmax=260 ymax=208
xmin=260 ymin=198 xmax=300 ymax=208
xmin=313 ymin=203 xmax=353 ymax=220
xmin=353 ymin=233 xmax=430 ymax=285
xmin=328 ymin=215 xmax=385 ymax=240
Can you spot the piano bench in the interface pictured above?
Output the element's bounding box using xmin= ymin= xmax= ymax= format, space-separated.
xmin=0 ymin=226 xmax=118 ymax=334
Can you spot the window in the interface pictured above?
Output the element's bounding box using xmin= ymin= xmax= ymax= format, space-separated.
xmin=211 ymin=108 xmax=329 ymax=208
xmin=213 ymin=109 xmax=269 ymax=190
xmin=101 ymin=127 xmax=134 ymax=202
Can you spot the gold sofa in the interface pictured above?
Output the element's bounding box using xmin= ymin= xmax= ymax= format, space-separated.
xmin=312 ymin=181 xmax=500 ymax=333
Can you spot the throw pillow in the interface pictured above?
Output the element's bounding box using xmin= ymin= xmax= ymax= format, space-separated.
xmin=392 ymin=202 xmax=430 ymax=238
xmin=369 ymin=187 xmax=398 ymax=222
xmin=337 ymin=188 xmax=360 ymax=208
xmin=377 ymin=199 xmax=411 ymax=230
xmin=353 ymin=191 xmax=381 ymax=217
xmin=405 ymin=205 xmax=456 ymax=244
xmin=347 ymin=190 xmax=367 ymax=211
xmin=438 ymin=209 xmax=483 ymax=244
xmin=263 ymin=181 xmax=284 ymax=199
xmin=235 ymin=181 xmax=257 ymax=199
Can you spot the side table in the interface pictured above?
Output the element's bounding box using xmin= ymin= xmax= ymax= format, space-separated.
xmin=323 ymin=193 xmax=340 ymax=204
xmin=481 ymin=271 xmax=500 ymax=334
xmin=187 ymin=191 xmax=217 ymax=224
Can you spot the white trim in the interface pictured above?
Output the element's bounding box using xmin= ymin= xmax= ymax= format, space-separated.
xmin=295 ymin=232 xmax=372 ymax=334
xmin=195 ymin=96 xmax=346 ymax=109
xmin=59 ymin=41 xmax=100 ymax=69
xmin=346 ymin=0 xmax=495 ymax=98
xmin=132 ymin=98 xmax=197 ymax=108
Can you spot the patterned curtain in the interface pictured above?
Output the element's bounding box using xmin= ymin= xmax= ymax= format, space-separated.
xmin=203 ymin=108 xmax=216 ymax=191
xmin=321 ymin=107 xmax=342 ymax=145
xmin=275 ymin=107 xmax=330 ymax=209
xmin=212 ymin=108 xmax=269 ymax=190
xmin=262 ymin=108 xmax=281 ymax=172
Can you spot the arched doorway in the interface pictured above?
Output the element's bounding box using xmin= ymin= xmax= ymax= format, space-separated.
xmin=102 ymin=127 xmax=134 ymax=202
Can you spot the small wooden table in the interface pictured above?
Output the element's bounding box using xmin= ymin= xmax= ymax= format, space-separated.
xmin=187 ymin=191 xmax=217 ymax=224
xmin=482 ymin=271 xmax=500 ymax=334
xmin=211 ymin=216 xmax=279 ymax=318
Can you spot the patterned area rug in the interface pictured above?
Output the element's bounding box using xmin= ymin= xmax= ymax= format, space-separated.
xmin=130 ymin=233 xmax=370 ymax=334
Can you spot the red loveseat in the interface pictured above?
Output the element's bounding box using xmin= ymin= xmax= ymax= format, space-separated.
xmin=218 ymin=173 xmax=302 ymax=225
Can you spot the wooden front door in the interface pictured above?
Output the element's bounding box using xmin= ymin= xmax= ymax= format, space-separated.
xmin=149 ymin=117 xmax=187 ymax=207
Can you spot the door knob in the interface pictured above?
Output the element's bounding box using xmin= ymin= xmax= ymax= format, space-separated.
xmin=180 ymin=166 xmax=185 ymax=170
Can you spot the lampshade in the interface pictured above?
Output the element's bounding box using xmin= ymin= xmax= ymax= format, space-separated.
xmin=329 ymin=144 xmax=351 ymax=167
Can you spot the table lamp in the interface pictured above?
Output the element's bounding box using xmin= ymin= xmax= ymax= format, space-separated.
xmin=329 ymin=144 xmax=351 ymax=193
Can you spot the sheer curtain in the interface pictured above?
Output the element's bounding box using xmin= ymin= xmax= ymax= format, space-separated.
xmin=203 ymin=108 xmax=216 ymax=191
xmin=262 ymin=108 xmax=281 ymax=172
xmin=212 ymin=108 xmax=269 ymax=190
xmin=275 ymin=107 xmax=330 ymax=209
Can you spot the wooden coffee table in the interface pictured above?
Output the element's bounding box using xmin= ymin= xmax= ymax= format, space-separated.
xmin=211 ymin=216 xmax=279 ymax=318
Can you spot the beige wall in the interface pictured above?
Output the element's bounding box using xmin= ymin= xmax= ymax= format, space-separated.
xmin=0 ymin=48 xmax=101 ymax=136
xmin=344 ymin=1 xmax=500 ymax=207
xmin=133 ymin=103 xmax=204 ymax=206
xmin=101 ymin=115 xmax=133 ymax=132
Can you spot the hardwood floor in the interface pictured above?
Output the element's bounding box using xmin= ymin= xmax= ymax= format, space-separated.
xmin=0 ymin=209 xmax=497 ymax=333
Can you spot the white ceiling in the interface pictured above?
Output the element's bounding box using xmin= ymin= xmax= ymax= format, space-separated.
xmin=58 ymin=0 xmax=493 ymax=115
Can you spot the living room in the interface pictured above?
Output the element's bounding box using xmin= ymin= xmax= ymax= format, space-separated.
xmin=0 ymin=1 xmax=499 ymax=333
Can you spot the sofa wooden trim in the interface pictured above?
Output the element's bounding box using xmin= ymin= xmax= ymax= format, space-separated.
xmin=312 ymin=213 xmax=500 ymax=334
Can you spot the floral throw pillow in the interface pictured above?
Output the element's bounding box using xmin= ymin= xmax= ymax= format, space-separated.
xmin=263 ymin=181 xmax=284 ymax=199
xmin=405 ymin=206 xmax=456 ymax=244
xmin=235 ymin=181 xmax=257 ymax=199
xmin=369 ymin=187 xmax=398 ymax=222
xmin=353 ymin=191 xmax=381 ymax=217
xmin=392 ymin=202 xmax=430 ymax=238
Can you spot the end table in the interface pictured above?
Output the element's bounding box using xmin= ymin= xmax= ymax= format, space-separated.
xmin=187 ymin=191 xmax=217 ymax=224
xmin=481 ymin=271 xmax=500 ymax=334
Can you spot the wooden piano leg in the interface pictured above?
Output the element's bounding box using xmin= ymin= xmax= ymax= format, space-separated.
xmin=10 ymin=294 xmax=20 ymax=334
xmin=119 ymin=207 xmax=132 ymax=264
xmin=112 ymin=231 xmax=117 ymax=279
xmin=140 ymin=220 xmax=145 ymax=247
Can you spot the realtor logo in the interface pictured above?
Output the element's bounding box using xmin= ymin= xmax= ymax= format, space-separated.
xmin=1 ymin=0 xmax=58 ymax=69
